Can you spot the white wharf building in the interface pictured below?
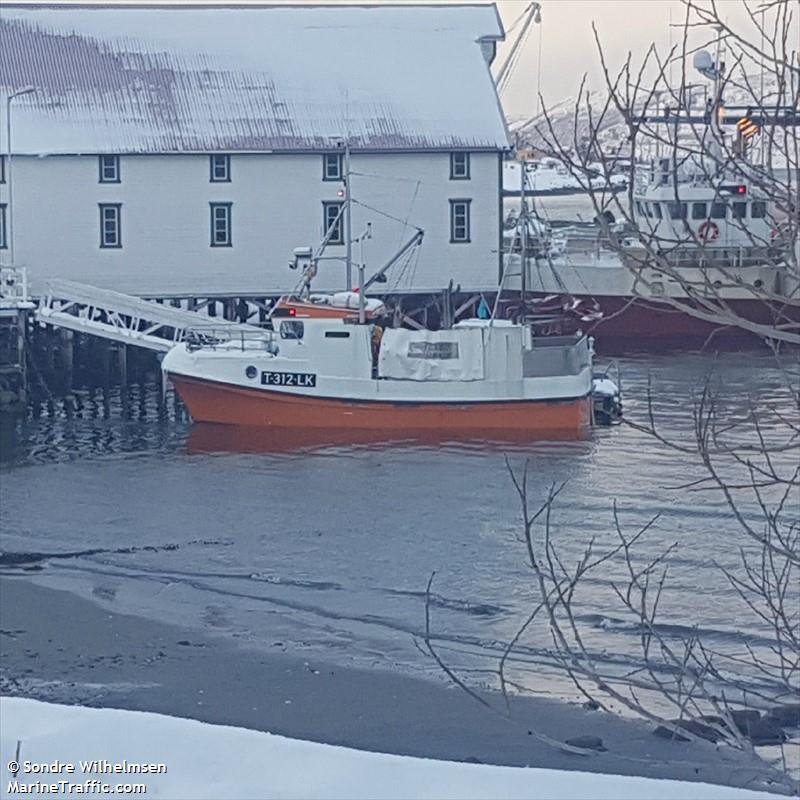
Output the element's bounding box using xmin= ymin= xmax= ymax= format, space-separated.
xmin=0 ymin=4 xmax=511 ymax=299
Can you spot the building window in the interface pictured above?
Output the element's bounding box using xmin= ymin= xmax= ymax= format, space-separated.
xmin=210 ymin=154 xmax=231 ymax=182
xmin=450 ymin=152 xmax=470 ymax=180
xmin=751 ymin=200 xmax=767 ymax=219
xmin=210 ymin=202 xmax=232 ymax=247
xmin=0 ymin=204 xmax=7 ymax=248
xmin=99 ymin=155 xmax=120 ymax=183
xmin=99 ymin=204 xmax=122 ymax=248
xmin=449 ymin=199 xmax=471 ymax=243
xmin=0 ymin=156 xmax=5 ymax=184
xmin=691 ymin=202 xmax=708 ymax=220
xmin=322 ymin=153 xmax=342 ymax=181
xmin=322 ymin=201 xmax=344 ymax=244
xmin=652 ymin=202 xmax=663 ymax=220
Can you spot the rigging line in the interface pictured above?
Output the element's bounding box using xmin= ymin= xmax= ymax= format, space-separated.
xmin=351 ymin=198 xmax=420 ymax=229
xmin=349 ymin=171 xmax=426 ymax=184
xmin=504 ymin=3 xmax=532 ymax=36
xmin=398 ymin=179 xmax=422 ymax=251
xmin=498 ymin=26 xmax=533 ymax=96
xmin=535 ymin=14 xmax=543 ymax=120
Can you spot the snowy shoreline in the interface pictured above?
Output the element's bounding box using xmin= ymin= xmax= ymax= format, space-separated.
xmin=0 ymin=698 xmax=781 ymax=800
xmin=0 ymin=578 xmax=787 ymax=797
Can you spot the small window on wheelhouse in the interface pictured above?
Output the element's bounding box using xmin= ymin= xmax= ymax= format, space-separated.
xmin=751 ymin=201 xmax=767 ymax=218
xmin=691 ymin=202 xmax=708 ymax=220
xmin=732 ymin=201 xmax=747 ymax=219
xmin=280 ymin=320 xmax=304 ymax=340
xmin=710 ymin=202 xmax=726 ymax=220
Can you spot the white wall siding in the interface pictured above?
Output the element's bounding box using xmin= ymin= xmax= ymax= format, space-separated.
xmin=4 ymin=152 xmax=501 ymax=297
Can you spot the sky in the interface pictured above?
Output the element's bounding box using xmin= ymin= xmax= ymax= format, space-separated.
xmin=492 ymin=0 xmax=769 ymax=121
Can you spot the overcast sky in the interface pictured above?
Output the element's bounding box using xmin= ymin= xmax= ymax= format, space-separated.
xmin=493 ymin=0 xmax=766 ymax=120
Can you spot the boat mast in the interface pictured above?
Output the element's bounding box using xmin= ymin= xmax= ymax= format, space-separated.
xmin=519 ymin=155 xmax=529 ymax=311
xmin=344 ymin=140 xmax=353 ymax=289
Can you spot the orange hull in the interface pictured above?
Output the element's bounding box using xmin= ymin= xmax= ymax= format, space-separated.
xmin=168 ymin=374 xmax=592 ymax=434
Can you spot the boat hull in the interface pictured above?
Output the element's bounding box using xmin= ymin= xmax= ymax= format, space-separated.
xmin=528 ymin=293 xmax=797 ymax=350
xmin=168 ymin=374 xmax=592 ymax=434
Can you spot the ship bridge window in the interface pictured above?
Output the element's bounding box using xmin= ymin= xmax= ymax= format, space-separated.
xmin=667 ymin=202 xmax=688 ymax=220
xmin=652 ymin=202 xmax=663 ymax=220
xmin=634 ymin=201 xmax=644 ymax=216
xmin=710 ymin=202 xmax=726 ymax=219
xmin=279 ymin=320 xmax=304 ymax=340
xmin=751 ymin=200 xmax=767 ymax=218
xmin=691 ymin=202 xmax=708 ymax=220
xmin=732 ymin=201 xmax=747 ymax=219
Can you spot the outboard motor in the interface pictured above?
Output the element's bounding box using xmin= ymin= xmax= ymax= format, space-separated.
xmin=592 ymin=370 xmax=623 ymax=425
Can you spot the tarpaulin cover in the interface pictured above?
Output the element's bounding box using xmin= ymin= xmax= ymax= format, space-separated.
xmin=378 ymin=328 xmax=485 ymax=381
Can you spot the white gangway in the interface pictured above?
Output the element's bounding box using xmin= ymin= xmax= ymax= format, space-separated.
xmin=36 ymin=279 xmax=263 ymax=352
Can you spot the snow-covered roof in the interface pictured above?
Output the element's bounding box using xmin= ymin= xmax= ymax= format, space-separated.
xmin=0 ymin=4 xmax=510 ymax=155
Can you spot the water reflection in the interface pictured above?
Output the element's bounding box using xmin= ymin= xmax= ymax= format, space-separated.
xmin=187 ymin=422 xmax=592 ymax=455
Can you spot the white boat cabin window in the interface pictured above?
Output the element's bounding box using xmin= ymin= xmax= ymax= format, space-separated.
xmin=667 ymin=202 xmax=687 ymax=220
xmin=692 ymin=202 xmax=708 ymax=220
xmin=322 ymin=153 xmax=342 ymax=181
xmin=732 ymin=201 xmax=747 ymax=219
xmin=634 ymin=200 xmax=644 ymax=216
xmin=279 ymin=320 xmax=304 ymax=340
xmin=652 ymin=202 xmax=663 ymax=220
xmin=751 ymin=201 xmax=767 ymax=218
xmin=408 ymin=341 xmax=459 ymax=359
xmin=710 ymin=202 xmax=726 ymax=220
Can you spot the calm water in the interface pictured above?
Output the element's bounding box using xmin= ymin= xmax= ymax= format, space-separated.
xmin=1 ymin=350 xmax=797 ymax=701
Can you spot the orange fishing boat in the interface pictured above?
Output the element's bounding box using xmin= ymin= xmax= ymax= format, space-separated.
xmin=163 ymin=317 xmax=596 ymax=434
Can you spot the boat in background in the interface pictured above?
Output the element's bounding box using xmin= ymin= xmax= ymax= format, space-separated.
xmin=503 ymin=46 xmax=798 ymax=350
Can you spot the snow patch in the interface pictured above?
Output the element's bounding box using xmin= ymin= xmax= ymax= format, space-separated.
xmin=0 ymin=697 xmax=780 ymax=799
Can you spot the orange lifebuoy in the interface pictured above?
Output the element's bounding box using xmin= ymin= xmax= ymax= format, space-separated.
xmin=698 ymin=220 xmax=720 ymax=242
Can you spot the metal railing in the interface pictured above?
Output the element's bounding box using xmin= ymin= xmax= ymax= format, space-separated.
xmin=523 ymin=335 xmax=591 ymax=377
xmin=184 ymin=326 xmax=276 ymax=353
